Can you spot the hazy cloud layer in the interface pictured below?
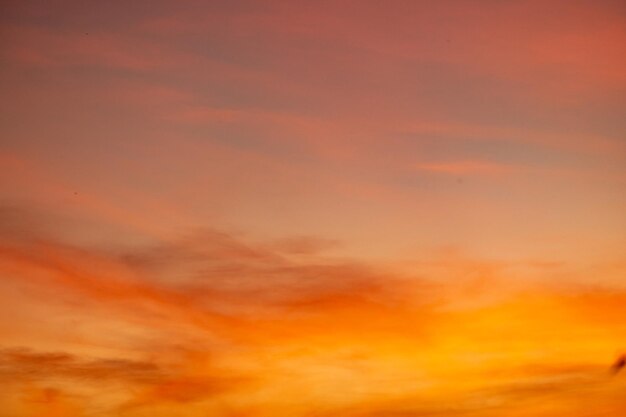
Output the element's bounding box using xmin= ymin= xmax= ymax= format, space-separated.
xmin=1 ymin=0 xmax=625 ymax=415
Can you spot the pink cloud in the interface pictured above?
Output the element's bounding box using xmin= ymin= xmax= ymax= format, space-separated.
xmin=414 ymin=160 xmax=515 ymax=176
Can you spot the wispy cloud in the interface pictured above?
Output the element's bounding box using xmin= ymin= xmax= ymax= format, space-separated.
xmin=0 ymin=204 xmax=625 ymax=415
xmin=414 ymin=160 xmax=515 ymax=176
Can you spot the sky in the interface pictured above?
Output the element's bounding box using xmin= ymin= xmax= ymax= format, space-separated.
xmin=0 ymin=0 xmax=625 ymax=415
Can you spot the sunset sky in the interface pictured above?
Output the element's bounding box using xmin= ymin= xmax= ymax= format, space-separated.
xmin=1 ymin=1 xmax=625 ymax=416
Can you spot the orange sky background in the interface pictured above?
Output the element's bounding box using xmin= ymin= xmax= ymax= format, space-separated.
xmin=1 ymin=1 xmax=625 ymax=416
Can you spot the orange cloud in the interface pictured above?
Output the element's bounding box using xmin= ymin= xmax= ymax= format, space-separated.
xmin=1 ymin=205 xmax=625 ymax=415
xmin=0 ymin=348 xmax=160 ymax=384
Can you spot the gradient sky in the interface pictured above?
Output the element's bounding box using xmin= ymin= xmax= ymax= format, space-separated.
xmin=1 ymin=1 xmax=625 ymax=416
